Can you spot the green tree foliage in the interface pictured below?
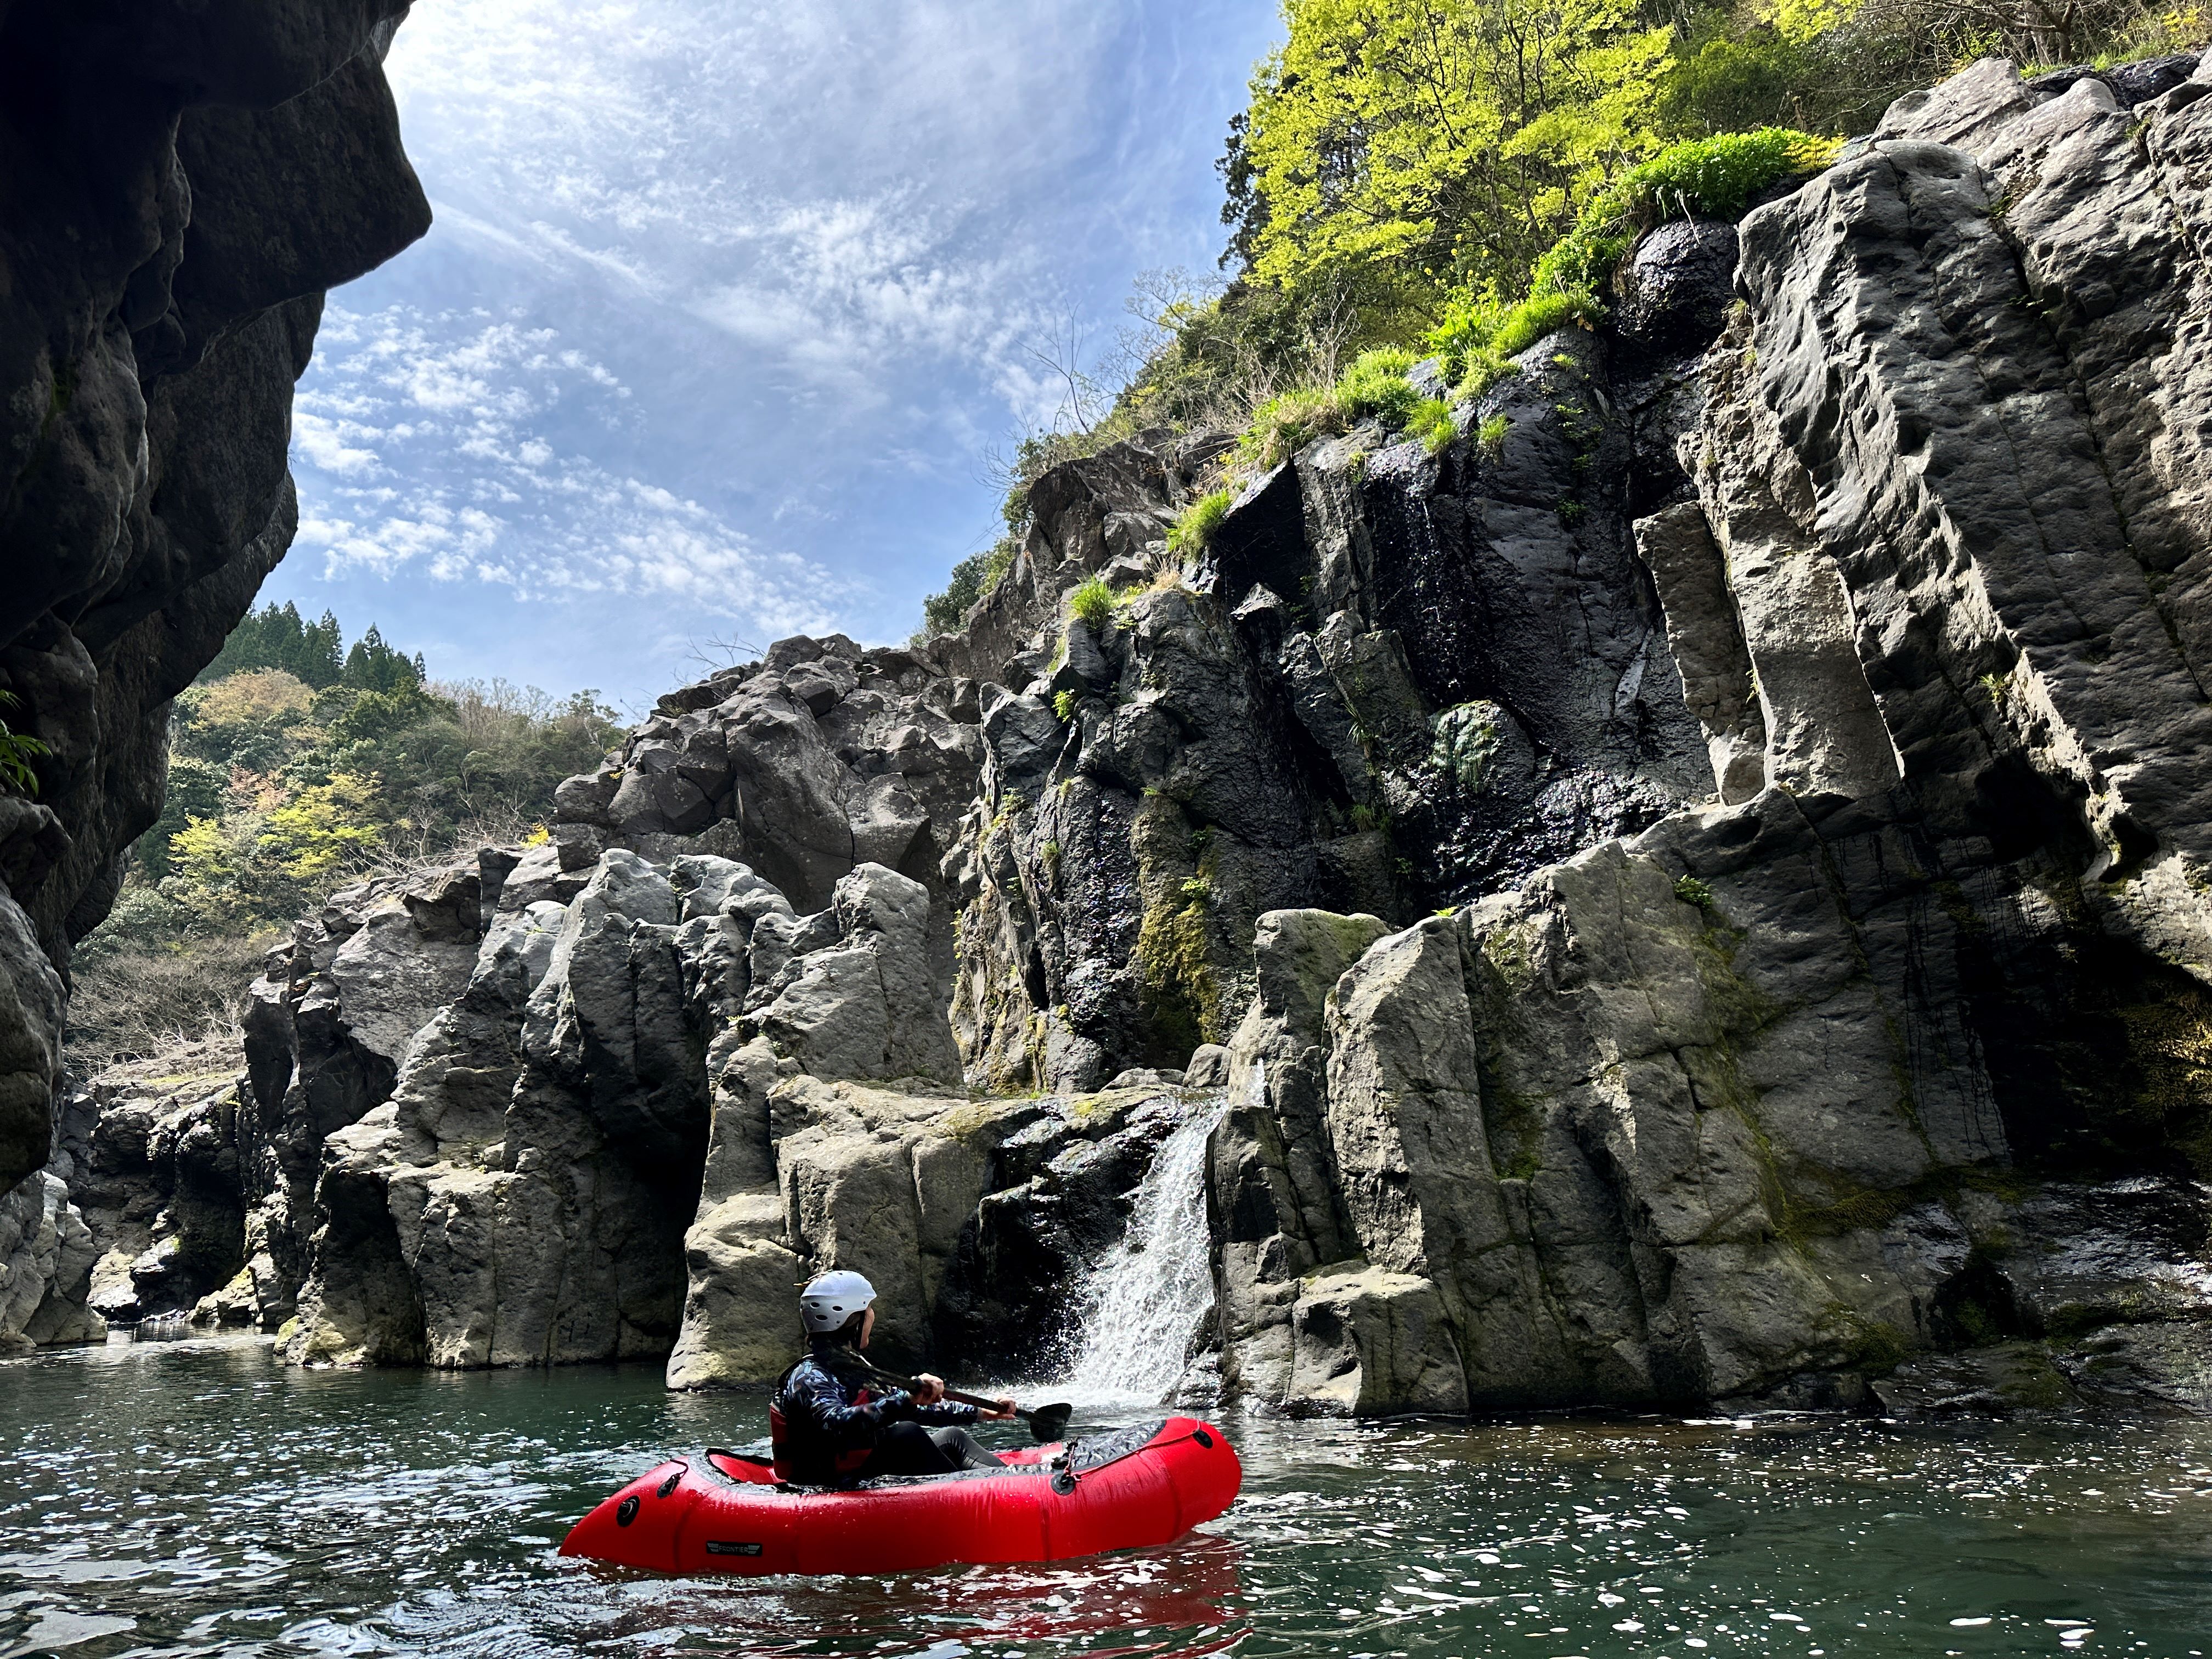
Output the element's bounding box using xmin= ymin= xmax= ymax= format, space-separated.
xmin=78 ymin=625 xmax=627 ymax=1072
xmin=341 ymin=624 xmax=425 ymax=692
xmin=114 ymin=612 xmax=624 ymax=928
xmin=1232 ymin=0 xmax=1677 ymax=318
xmin=0 ymin=691 xmax=51 ymax=797
xmin=202 ymin=601 xmax=346 ymax=688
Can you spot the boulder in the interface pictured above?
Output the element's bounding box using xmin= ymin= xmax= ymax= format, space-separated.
xmin=1288 ymin=1267 xmax=1468 ymax=1417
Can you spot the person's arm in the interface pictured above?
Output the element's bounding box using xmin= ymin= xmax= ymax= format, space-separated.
xmin=793 ymin=1365 xmax=915 ymax=1446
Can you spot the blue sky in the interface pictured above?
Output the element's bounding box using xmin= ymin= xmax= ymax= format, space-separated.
xmin=266 ymin=0 xmax=1284 ymax=713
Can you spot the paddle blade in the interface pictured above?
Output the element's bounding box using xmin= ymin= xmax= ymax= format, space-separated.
xmin=1025 ymin=1402 xmax=1073 ymax=1443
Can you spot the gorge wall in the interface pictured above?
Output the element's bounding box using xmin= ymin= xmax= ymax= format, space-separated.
xmin=8 ymin=51 xmax=2212 ymax=1420
xmin=0 ymin=0 xmax=430 ymax=1207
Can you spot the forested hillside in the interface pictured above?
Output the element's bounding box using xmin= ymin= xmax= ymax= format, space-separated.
xmin=69 ymin=602 xmax=622 ymax=1077
xmin=921 ymin=0 xmax=2205 ymax=634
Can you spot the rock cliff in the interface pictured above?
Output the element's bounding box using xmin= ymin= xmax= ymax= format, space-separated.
xmin=11 ymin=51 xmax=2212 ymax=1421
xmin=0 ymin=0 xmax=430 ymax=1197
xmin=1207 ymin=53 xmax=2212 ymax=1417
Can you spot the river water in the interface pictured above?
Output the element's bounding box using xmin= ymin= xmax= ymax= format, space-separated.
xmin=4 ymin=1335 xmax=2212 ymax=1659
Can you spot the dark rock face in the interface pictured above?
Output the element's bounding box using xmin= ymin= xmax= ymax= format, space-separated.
xmin=1211 ymin=55 xmax=2212 ymax=1418
xmin=0 ymin=0 xmax=430 ymax=1190
xmin=933 ymin=289 xmax=1711 ymax=1098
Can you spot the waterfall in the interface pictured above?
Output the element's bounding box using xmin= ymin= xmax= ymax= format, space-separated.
xmin=1057 ymin=1099 xmax=1226 ymax=1406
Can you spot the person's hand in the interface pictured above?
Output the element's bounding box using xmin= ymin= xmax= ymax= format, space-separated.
xmin=912 ymin=1372 xmax=945 ymax=1406
xmin=982 ymin=1397 xmax=1018 ymax=1421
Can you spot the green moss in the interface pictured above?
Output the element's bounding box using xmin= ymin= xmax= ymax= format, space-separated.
xmin=1839 ymin=1316 xmax=1911 ymax=1375
xmin=1480 ymin=919 xmax=1541 ymax=995
xmin=1673 ymin=874 xmax=1714 ymax=909
xmin=1137 ymin=898 xmax=1221 ymax=1056
xmin=1481 ymin=1083 xmax=1546 ymax=1181
xmin=1429 ymin=702 xmax=1503 ymax=794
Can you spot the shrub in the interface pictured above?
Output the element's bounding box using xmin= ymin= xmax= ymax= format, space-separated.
xmin=1066 ymin=575 xmax=1124 ymax=633
xmin=1406 ymin=398 xmax=1457 ymax=454
xmin=0 ymin=691 xmax=49 ymax=797
xmin=1674 ymin=874 xmax=1714 ymax=907
xmin=1236 ymin=385 xmax=1345 ymax=472
xmin=1333 ymin=347 xmax=1425 ymax=427
xmin=1530 ymin=128 xmax=1839 ymax=301
xmin=919 ymin=536 xmax=1019 ymax=639
xmin=1432 ymin=288 xmax=1605 ymax=390
xmin=1167 ymin=489 xmax=1234 ymax=556
xmin=1425 ymin=129 xmax=1835 ymax=394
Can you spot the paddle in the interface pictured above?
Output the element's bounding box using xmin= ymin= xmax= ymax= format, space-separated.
xmin=849 ymin=1357 xmax=1073 ymax=1443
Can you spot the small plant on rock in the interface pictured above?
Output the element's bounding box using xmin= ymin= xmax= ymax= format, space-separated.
xmin=1066 ymin=575 xmax=1123 ymax=633
xmin=1237 ymin=385 xmax=1345 ymax=472
xmin=1167 ymin=489 xmax=1234 ymax=556
xmin=0 ymin=692 xmax=48 ymax=797
xmin=1674 ymin=874 xmax=1714 ymax=908
xmin=1406 ymin=397 xmax=1456 ymax=454
xmin=1333 ymin=346 xmax=1424 ymax=427
xmin=1477 ymin=413 xmax=1511 ymax=458
xmin=1052 ymin=689 xmax=1077 ymax=721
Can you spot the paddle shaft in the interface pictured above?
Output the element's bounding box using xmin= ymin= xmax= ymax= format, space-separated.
xmin=849 ymin=1358 xmax=1068 ymax=1436
xmin=851 ymin=1358 xmax=1014 ymax=1416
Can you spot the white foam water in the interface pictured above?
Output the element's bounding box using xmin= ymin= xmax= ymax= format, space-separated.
xmin=1057 ymin=1099 xmax=1226 ymax=1407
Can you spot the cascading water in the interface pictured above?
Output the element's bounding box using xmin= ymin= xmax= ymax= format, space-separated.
xmin=1057 ymin=1099 xmax=1226 ymax=1406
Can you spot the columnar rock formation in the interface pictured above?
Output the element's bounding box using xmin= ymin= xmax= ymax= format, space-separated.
xmin=8 ymin=51 xmax=2210 ymax=1418
xmin=0 ymin=0 xmax=430 ymax=1194
xmin=1207 ymin=54 xmax=2212 ymax=1417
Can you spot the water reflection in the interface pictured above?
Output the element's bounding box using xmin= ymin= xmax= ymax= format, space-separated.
xmin=3 ymin=1338 xmax=2211 ymax=1657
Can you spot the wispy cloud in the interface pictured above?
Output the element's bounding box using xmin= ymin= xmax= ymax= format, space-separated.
xmin=291 ymin=306 xmax=848 ymax=639
xmin=274 ymin=0 xmax=1281 ymax=701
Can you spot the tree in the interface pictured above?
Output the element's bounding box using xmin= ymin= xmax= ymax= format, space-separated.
xmin=342 ymin=624 xmax=422 ymax=692
xmin=1232 ymin=0 xmax=1678 ymax=317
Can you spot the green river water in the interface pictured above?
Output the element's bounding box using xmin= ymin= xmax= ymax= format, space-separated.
xmin=2 ymin=1336 xmax=2209 ymax=1659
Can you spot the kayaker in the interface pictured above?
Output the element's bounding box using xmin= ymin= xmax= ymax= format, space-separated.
xmin=770 ymin=1270 xmax=1018 ymax=1483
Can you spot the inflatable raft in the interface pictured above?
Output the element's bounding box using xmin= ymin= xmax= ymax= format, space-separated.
xmin=560 ymin=1417 xmax=1240 ymax=1576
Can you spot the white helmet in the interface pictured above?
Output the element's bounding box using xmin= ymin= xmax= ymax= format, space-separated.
xmin=799 ymin=1269 xmax=877 ymax=1334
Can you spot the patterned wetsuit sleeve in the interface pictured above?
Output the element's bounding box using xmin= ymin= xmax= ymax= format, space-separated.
xmin=789 ymin=1361 xmax=913 ymax=1445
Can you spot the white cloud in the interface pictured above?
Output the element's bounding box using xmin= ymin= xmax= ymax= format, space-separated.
xmin=290 ymin=304 xmax=847 ymax=639
xmin=274 ymin=0 xmax=1280 ymax=700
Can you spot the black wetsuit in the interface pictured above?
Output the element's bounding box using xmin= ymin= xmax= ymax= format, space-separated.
xmin=771 ymin=1343 xmax=1005 ymax=1483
